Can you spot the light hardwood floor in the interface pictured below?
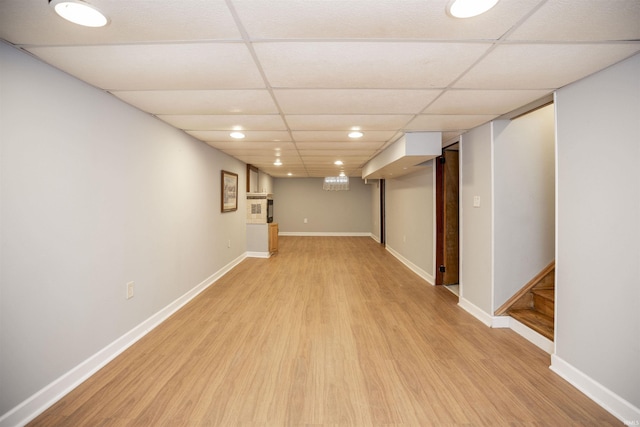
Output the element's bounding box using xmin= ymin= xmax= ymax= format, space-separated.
xmin=29 ymin=237 xmax=620 ymax=426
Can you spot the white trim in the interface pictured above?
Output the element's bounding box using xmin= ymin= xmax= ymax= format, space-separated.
xmin=509 ymin=317 xmax=554 ymax=354
xmin=550 ymin=355 xmax=640 ymax=425
xmin=458 ymin=134 xmax=465 ymax=301
xmin=489 ymin=122 xmax=496 ymax=316
xmin=278 ymin=231 xmax=371 ymax=237
xmin=458 ymin=302 xmax=555 ymax=355
xmin=246 ymin=251 xmax=271 ymax=258
xmin=491 ymin=315 xmax=511 ymax=329
xmin=385 ymin=245 xmax=434 ymax=285
xmin=458 ymin=297 xmax=492 ymax=326
xmin=0 ymin=253 xmax=247 ymax=427
xmin=553 ymin=91 xmax=559 ymax=358
xmin=370 ymin=233 xmax=380 ymax=243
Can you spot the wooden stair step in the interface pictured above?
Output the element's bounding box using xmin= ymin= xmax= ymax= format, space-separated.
xmin=531 ymin=289 xmax=554 ymax=301
xmin=508 ymin=308 xmax=554 ymax=341
xmin=531 ymin=288 xmax=554 ymax=317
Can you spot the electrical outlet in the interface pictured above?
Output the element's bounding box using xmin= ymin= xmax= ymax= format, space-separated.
xmin=126 ymin=281 xmax=134 ymax=300
xmin=304 ymin=218 xmax=308 ymax=223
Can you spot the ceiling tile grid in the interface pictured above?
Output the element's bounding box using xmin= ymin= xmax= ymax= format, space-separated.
xmin=112 ymin=90 xmax=280 ymax=115
xmin=1 ymin=0 xmax=639 ymax=177
xmin=25 ymin=43 xmax=266 ymax=91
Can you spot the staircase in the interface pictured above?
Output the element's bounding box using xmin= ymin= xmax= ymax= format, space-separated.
xmin=495 ymin=263 xmax=555 ymax=341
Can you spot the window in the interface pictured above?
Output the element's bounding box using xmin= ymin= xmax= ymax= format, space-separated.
xmin=323 ymin=176 xmax=349 ymax=191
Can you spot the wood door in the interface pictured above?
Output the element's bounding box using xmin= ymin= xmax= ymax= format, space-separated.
xmin=269 ymin=223 xmax=279 ymax=253
xmin=435 ymin=150 xmax=459 ymax=286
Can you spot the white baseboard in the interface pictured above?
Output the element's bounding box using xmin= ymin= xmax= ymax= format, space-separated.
xmin=455 ymin=301 xmax=639 ymax=424
xmin=457 ymin=300 xmax=554 ymax=354
xmin=458 ymin=297 xmax=493 ymax=326
xmin=246 ymin=251 xmax=271 ymax=258
xmin=0 ymin=253 xmax=247 ymax=427
xmin=491 ymin=315 xmax=511 ymax=329
xmin=550 ymin=354 xmax=640 ymax=425
xmin=385 ymin=245 xmax=434 ymax=285
xmin=509 ymin=317 xmax=554 ymax=354
xmin=278 ymin=231 xmax=371 ymax=237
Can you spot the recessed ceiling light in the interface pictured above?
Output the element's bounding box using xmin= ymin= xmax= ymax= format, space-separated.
xmin=446 ymin=0 xmax=499 ymax=18
xmin=287 ymin=172 xmax=293 ymax=176
xmin=230 ymin=131 xmax=245 ymax=139
xmin=334 ymin=160 xmax=343 ymax=166
xmin=274 ymin=159 xmax=282 ymax=166
xmin=49 ymin=0 xmax=109 ymax=27
xmin=348 ymin=131 xmax=364 ymax=139
xmin=339 ymin=171 xmax=346 ymax=177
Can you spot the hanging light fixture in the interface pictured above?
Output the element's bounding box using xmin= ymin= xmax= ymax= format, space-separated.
xmin=49 ymin=0 xmax=109 ymax=27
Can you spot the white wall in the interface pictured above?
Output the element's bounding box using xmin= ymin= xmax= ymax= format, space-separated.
xmin=384 ymin=166 xmax=435 ymax=282
xmin=0 ymin=43 xmax=247 ymax=417
xmin=257 ymin=170 xmax=273 ymax=193
xmin=272 ymin=177 xmax=371 ymax=234
xmin=459 ymin=123 xmax=493 ymax=316
xmin=553 ymin=53 xmax=640 ymax=415
xmin=493 ymin=105 xmax=556 ymax=309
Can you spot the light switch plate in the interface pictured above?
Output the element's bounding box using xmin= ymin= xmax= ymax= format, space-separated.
xmin=473 ymin=196 xmax=481 ymax=208
xmin=126 ymin=282 xmax=134 ymax=299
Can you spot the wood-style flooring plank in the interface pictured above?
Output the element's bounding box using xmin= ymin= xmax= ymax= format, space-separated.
xmin=28 ymin=236 xmax=620 ymax=426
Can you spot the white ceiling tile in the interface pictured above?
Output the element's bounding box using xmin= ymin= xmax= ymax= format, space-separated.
xmin=254 ymin=42 xmax=491 ymax=89
xmin=425 ymin=90 xmax=552 ymax=115
xmin=2 ymin=0 xmax=637 ymax=179
xmin=270 ymin=168 xmax=308 ymax=174
xmin=112 ymin=90 xmax=279 ymax=115
xmin=228 ymin=153 xmax=302 ymax=162
xmin=306 ymin=154 xmax=371 ymax=162
xmin=188 ymin=130 xmax=292 ymax=142
xmin=223 ymin=149 xmax=299 ymax=158
xmin=454 ymin=43 xmax=640 ymax=89
xmin=299 ymin=149 xmax=378 ymax=157
xmin=286 ymin=115 xmax=412 ymax=131
xmin=295 ymin=142 xmax=385 ymax=151
xmin=160 ymin=115 xmax=287 ymax=131
xmin=405 ymin=115 xmax=497 ymax=131
xmin=273 ymin=89 xmax=441 ymax=114
xmin=204 ymin=141 xmax=297 ymax=152
xmin=301 ymin=159 xmax=370 ymax=169
xmin=232 ymin=0 xmax=541 ymax=40
xmin=235 ymin=155 xmax=302 ymax=164
xmin=0 ymin=0 xmax=241 ymax=45
xmin=507 ymin=0 xmax=640 ymax=42
xmin=291 ymin=131 xmax=397 ymax=142
xmin=26 ymin=43 xmax=265 ymax=90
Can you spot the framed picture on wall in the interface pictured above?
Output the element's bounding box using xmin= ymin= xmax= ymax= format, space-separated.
xmin=221 ymin=170 xmax=238 ymax=212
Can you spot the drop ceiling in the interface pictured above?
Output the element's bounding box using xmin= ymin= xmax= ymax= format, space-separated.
xmin=1 ymin=0 xmax=639 ymax=178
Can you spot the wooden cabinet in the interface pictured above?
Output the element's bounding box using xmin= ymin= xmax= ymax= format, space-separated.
xmin=268 ymin=223 xmax=278 ymax=253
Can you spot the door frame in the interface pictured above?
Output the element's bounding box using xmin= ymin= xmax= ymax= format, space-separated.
xmin=380 ymin=179 xmax=386 ymax=245
xmin=435 ymin=146 xmax=460 ymax=286
xmin=435 ymin=156 xmax=445 ymax=285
